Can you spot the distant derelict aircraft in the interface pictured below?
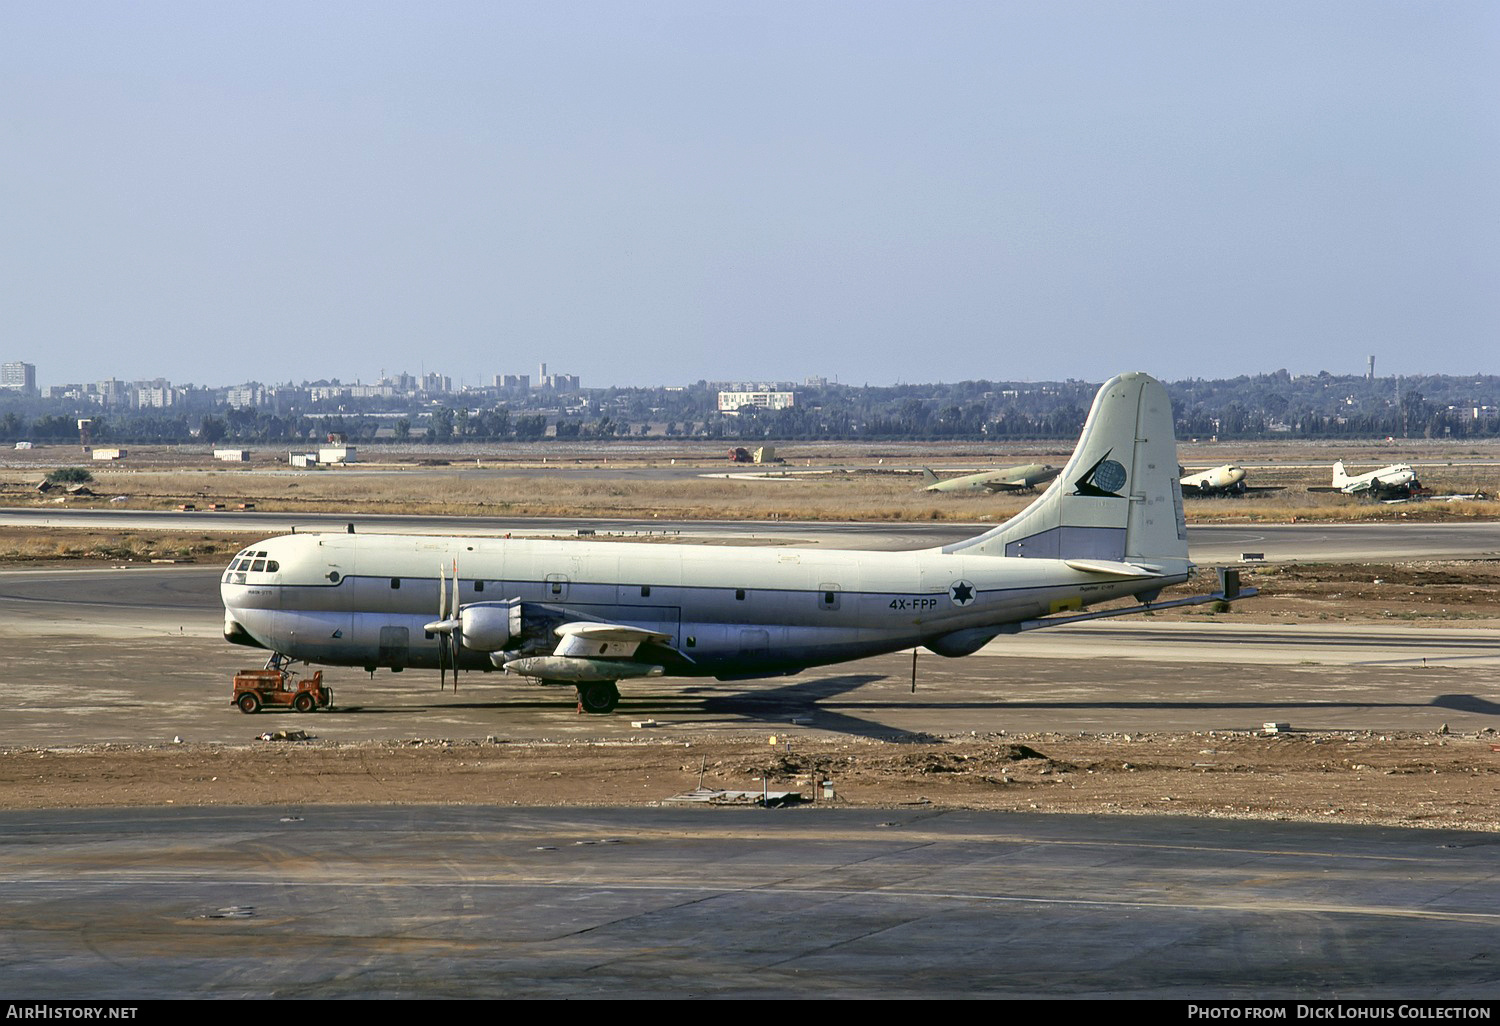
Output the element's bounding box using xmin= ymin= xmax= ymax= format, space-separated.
xmin=919 ymin=462 xmax=1061 ymax=494
xmin=221 ymin=373 xmax=1253 ymax=714
xmin=1179 ymin=464 xmax=1247 ymax=495
xmin=1178 ymin=464 xmax=1285 ymax=497
xmin=1325 ymin=461 xmax=1422 ymax=498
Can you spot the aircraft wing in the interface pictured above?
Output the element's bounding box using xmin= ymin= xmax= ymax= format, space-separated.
xmin=553 ymin=621 xmax=675 ymax=658
xmin=498 ymin=617 xmax=690 ymax=684
xmin=979 ymin=479 xmax=1032 ymax=492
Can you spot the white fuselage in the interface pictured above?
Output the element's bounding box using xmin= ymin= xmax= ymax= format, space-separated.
xmin=1180 ymin=464 xmax=1247 ymax=495
xmin=220 ymin=532 xmax=1182 ymax=680
xmin=1334 ymin=463 xmax=1418 ymax=495
xmin=924 ymin=463 xmax=1060 ymax=493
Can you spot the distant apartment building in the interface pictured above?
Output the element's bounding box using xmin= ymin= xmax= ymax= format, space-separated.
xmin=348 ymin=384 xmax=395 ymax=399
xmin=499 ymin=374 xmax=530 ymax=390
xmin=717 ymin=390 xmax=795 ymax=413
xmin=133 ymin=378 xmax=176 ymax=409
xmin=2 ymin=362 xmax=37 ymax=395
xmin=226 ymin=383 xmax=272 ymax=408
xmin=420 ymin=372 xmax=451 ymax=394
xmin=94 ymin=378 xmax=129 ymax=407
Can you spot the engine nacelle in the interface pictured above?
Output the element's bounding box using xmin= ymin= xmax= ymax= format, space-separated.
xmin=457 ymin=601 xmax=521 ymax=651
xmin=455 ymin=600 xmax=577 ymax=656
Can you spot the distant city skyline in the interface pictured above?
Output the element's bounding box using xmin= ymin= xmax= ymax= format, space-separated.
xmin=3 ymin=3 xmax=1495 ymax=387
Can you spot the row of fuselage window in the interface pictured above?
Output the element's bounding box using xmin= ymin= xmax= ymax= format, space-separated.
xmin=225 ymin=566 xmax=825 ymax=606
xmin=388 ymin=579 xmax=756 ymax=601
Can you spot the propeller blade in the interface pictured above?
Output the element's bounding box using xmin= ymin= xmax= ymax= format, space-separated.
xmin=451 ymin=559 xmax=461 ymax=692
xmin=438 ymin=563 xmax=447 ymax=690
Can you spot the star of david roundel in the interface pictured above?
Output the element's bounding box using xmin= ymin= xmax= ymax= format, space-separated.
xmin=1092 ymin=459 xmax=1127 ymax=493
xmin=949 ymin=579 xmax=976 ymax=606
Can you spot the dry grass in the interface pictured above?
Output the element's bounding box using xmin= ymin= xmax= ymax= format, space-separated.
xmin=0 ymin=528 xmax=244 ymax=564
xmin=6 ymin=468 xmax=1037 ymax=522
xmin=16 ymin=467 xmax=1498 ymax=525
xmin=1 ymin=438 xmax=1496 ymax=525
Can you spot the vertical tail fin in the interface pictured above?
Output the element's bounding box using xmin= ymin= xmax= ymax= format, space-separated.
xmin=920 ymin=467 xmax=940 ymax=487
xmin=1332 ymin=461 xmax=1348 ymax=488
xmin=943 ymin=372 xmax=1188 ymax=571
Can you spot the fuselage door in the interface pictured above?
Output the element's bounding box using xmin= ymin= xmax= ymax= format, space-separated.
xmin=378 ymin=626 xmax=410 ymax=669
xmin=737 ymin=629 xmax=770 ymax=660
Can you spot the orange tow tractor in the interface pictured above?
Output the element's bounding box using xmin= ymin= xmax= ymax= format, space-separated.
xmin=232 ymin=668 xmax=334 ymax=714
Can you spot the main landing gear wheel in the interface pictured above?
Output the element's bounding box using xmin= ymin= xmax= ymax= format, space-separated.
xmin=293 ymin=692 xmax=315 ymax=713
xmin=237 ymin=692 xmax=260 ymax=714
xmin=576 ymin=681 xmax=620 ymax=714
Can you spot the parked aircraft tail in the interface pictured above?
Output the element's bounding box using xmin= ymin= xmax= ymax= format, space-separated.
xmin=920 ymin=467 xmax=940 ymax=486
xmin=943 ymin=372 xmax=1188 ymax=571
xmin=1332 ymin=461 xmax=1350 ymax=489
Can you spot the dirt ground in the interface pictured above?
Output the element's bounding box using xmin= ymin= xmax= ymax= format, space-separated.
xmin=4 ymin=729 xmax=1496 ymax=832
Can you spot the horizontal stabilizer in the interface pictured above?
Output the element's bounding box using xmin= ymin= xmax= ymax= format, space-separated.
xmin=1063 ymin=559 xmax=1163 ymax=578
xmin=996 ymin=583 xmax=1259 ymax=635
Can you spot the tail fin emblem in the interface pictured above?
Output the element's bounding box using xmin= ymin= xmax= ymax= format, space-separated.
xmin=1073 ymin=450 xmax=1127 ymax=497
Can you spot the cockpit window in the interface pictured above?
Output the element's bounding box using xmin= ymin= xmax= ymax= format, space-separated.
xmin=225 ymin=552 xmax=279 ymax=582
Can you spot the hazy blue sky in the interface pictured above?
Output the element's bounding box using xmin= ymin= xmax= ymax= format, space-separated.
xmin=2 ymin=2 xmax=1495 ymax=389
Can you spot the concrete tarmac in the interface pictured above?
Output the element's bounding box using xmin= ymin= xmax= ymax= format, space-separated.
xmin=3 ymin=805 xmax=1498 ymax=999
xmin=8 ymin=506 xmax=1500 ymax=562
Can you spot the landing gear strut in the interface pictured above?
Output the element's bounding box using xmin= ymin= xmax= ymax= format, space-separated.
xmin=576 ymin=681 xmax=620 ymax=714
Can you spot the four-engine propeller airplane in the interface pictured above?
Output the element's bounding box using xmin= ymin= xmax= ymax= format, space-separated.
xmin=221 ymin=372 xmax=1254 ymax=713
